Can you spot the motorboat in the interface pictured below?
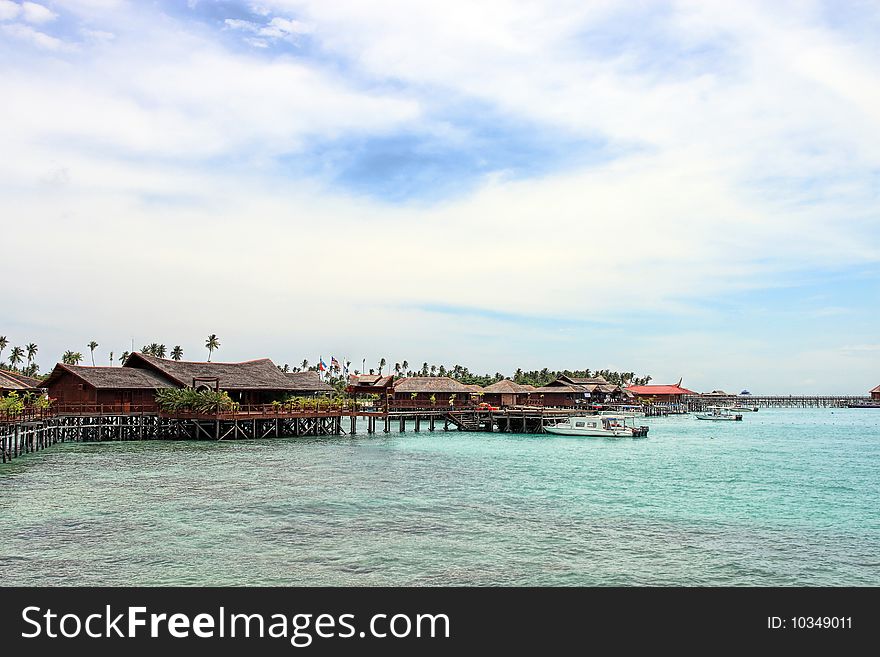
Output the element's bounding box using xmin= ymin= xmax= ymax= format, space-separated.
xmin=544 ymin=415 xmax=649 ymax=438
xmin=695 ymin=406 xmax=743 ymax=421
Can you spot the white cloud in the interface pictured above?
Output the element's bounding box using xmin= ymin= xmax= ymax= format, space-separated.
xmin=0 ymin=0 xmax=20 ymax=21
xmin=1 ymin=0 xmax=879 ymax=390
xmin=1 ymin=22 xmax=66 ymax=49
xmin=20 ymin=1 xmax=56 ymax=24
xmin=259 ymin=16 xmax=312 ymax=38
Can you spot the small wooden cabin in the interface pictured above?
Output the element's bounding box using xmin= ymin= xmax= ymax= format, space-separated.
xmin=481 ymin=379 xmax=531 ymax=407
xmin=391 ymin=377 xmax=476 ymax=408
xmin=530 ymin=375 xmax=622 ymax=407
xmin=871 ymin=385 xmax=880 ymax=401
xmin=38 ymin=364 xmax=174 ymax=410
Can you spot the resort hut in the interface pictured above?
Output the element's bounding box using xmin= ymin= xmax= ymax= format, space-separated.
xmin=123 ymin=352 xmax=304 ymax=404
xmin=391 ymin=377 xmax=475 ymax=408
xmin=481 ymin=379 xmax=531 ymax=407
xmin=346 ymin=374 xmax=395 ymax=410
xmin=529 ymin=375 xmax=621 ymax=407
xmin=285 ymin=370 xmax=335 ymax=396
xmin=624 ymin=379 xmax=697 ymax=404
xmin=38 ymin=363 xmax=175 ymax=411
xmin=871 ymin=385 xmax=880 ymax=401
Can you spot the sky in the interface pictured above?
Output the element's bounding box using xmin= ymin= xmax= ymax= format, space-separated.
xmin=1 ymin=0 xmax=879 ymax=394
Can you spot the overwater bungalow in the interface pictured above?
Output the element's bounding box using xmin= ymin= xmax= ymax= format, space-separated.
xmin=624 ymin=379 xmax=697 ymax=404
xmin=40 ymin=352 xmax=305 ymax=409
xmin=871 ymin=384 xmax=880 ymax=401
xmin=391 ymin=377 xmax=476 ymax=408
xmin=38 ymin=364 xmax=175 ymax=410
xmin=480 ymin=379 xmax=532 ymax=407
xmin=530 ymin=375 xmax=623 ymax=407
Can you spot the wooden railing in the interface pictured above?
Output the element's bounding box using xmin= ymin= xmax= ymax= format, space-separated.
xmin=388 ymin=399 xmax=476 ymax=410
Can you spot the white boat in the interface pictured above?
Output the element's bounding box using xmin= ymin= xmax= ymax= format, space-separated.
xmin=730 ymin=404 xmax=758 ymax=412
xmin=695 ymin=406 xmax=743 ymax=421
xmin=544 ymin=415 xmax=649 ymax=438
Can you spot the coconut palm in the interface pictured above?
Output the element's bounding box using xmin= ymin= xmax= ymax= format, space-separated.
xmin=301 ymin=359 xmax=309 ymax=371
xmin=87 ymin=341 xmax=98 ymax=366
xmin=379 ymin=358 xmax=386 ymax=375
xmin=62 ymin=350 xmax=83 ymax=365
xmin=171 ymin=346 xmax=184 ymax=361
xmin=155 ymin=344 xmax=167 ymax=359
xmin=430 ymin=364 xmax=437 ymax=376
xmin=9 ymin=346 xmax=25 ymax=370
xmin=401 ymin=360 xmax=408 ymax=373
xmin=109 ymin=351 xmax=114 ymax=366
xmin=394 ymin=362 xmax=401 ymax=377
xmin=26 ymin=343 xmax=38 ymax=368
xmin=0 ymin=336 xmax=7 ymax=364
xmin=205 ymin=334 xmax=220 ymax=361
xmin=119 ymin=351 xmax=130 ymax=365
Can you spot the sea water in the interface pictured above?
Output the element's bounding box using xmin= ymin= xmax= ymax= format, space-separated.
xmin=1 ymin=408 xmax=878 ymax=586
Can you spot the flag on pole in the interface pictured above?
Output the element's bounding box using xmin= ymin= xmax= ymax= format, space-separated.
xmin=318 ymin=357 xmax=327 ymax=372
xmin=331 ymin=356 xmax=340 ymax=372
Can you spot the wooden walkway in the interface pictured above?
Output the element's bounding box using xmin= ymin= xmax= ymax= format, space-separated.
xmin=0 ymin=407 xmax=594 ymax=464
xmin=683 ymin=395 xmax=871 ymax=410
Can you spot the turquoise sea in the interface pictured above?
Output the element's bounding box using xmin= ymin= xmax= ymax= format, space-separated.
xmin=1 ymin=408 xmax=879 ymax=586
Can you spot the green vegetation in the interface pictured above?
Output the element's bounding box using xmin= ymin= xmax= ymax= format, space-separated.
xmin=62 ymin=351 xmax=84 ymax=365
xmin=278 ymin=395 xmax=348 ymax=410
xmin=88 ymin=340 xmax=99 ymax=366
xmin=155 ymin=387 xmax=237 ymax=414
xmin=0 ymin=391 xmax=24 ymax=414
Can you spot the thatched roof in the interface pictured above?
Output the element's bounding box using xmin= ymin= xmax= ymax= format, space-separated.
xmin=482 ymin=379 xmax=530 ymax=394
xmin=466 ymin=384 xmax=483 ymax=392
xmin=530 ymin=385 xmax=587 ymax=395
xmin=560 ymin=375 xmax=609 ymax=385
xmin=0 ymin=369 xmax=44 ymax=389
xmin=349 ymin=374 xmax=394 ymax=388
xmin=285 ymin=371 xmax=334 ymax=393
xmin=0 ymin=369 xmax=43 ymax=391
xmin=40 ymin=363 xmax=175 ymax=390
xmin=393 ymin=377 xmax=475 ymax=394
xmin=126 ymin=352 xmax=300 ymax=391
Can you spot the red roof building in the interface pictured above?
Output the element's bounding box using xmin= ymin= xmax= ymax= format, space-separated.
xmin=624 ymin=380 xmax=697 ymax=403
xmin=871 ymin=385 xmax=880 ymax=401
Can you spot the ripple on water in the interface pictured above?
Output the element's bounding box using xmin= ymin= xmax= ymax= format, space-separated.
xmin=1 ymin=408 xmax=879 ymax=585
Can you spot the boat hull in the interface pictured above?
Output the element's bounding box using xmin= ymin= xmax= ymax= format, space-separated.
xmin=695 ymin=414 xmax=742 ymax=421
xmin=544 ymin=426 xmax=649 ymax=438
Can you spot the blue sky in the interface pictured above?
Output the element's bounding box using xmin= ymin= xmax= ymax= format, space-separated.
xmin=0 ymin=0 xmax=879 ymax=393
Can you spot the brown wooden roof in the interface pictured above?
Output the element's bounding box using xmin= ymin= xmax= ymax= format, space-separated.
xmin=393 ymin=377 xmax=475 ymax=394
xmin=0 ymin=369 xmax=44 ymax=389
xmin=285 ymin=370 xmax=335 ymax=393
xmin=40 ymin=363 xmax=175 ymax=390
xmin=125 ymin=352 xmax=300 ymax=391
xmin=482 ymin=379 xmax=531 ymax=394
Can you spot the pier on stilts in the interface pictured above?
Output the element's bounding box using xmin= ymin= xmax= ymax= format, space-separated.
xmin=1 ymin=405 xmax=593 ymax=464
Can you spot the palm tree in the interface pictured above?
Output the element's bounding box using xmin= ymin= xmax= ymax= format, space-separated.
xmin=87 ymin=341 xmax=98 ymax=366
xmin=119 ymin=351 xmax=130 ymax=365
xmin=301 ymin=359 xmax=309 ymax=371
xmin=394 ymin=362 xmax=401 ymax=377
xmin=430 ymin=364 xmax=437 ymax=376
xmin=26 ymin=343 xmax=38 ymax=368
xmin=155 ymin=344 xmax=167 ymax=359
xmin=149 ymin=342 xmax=160 ymax=357
xmin=9 ymin=346 xmax=25 ymax=370
xmin=401 ymin=360 xmax=408 ymax=374
xmin=379 ymin=358 xmax=386 ymax=375
xmin=205 ymin=334 xmax=220 ymax=361
xmin=62 ymin=350 xmax=83 ymax=365
xmin=281 ymin=363 xmax=290 ymax=373
xmin=171 ymin=346 xmax=184 ymax=361
xmin=421 ymin=362 xmax=429 ymax=376
xmin=109 ymin=351 xmax=114 ymax=366
xmin=0 ymin=336 xmax=8 ymax=364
